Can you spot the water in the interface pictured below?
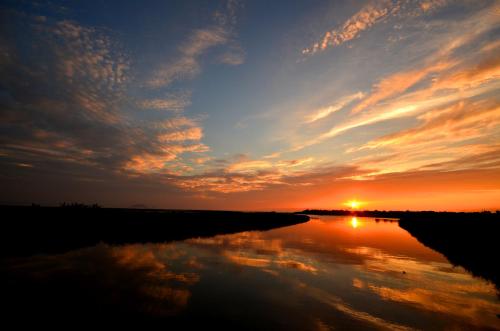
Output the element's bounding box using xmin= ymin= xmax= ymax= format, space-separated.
xmin=3 ymin=216 xmax=499 ymax=330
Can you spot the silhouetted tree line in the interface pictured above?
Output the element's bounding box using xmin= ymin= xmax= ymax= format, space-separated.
xmin=59 ymin=202 xmax=102 ymax=208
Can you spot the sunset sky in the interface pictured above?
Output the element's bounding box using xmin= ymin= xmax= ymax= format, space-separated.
xmin=1 ymin=0 xmax=499 ymax=211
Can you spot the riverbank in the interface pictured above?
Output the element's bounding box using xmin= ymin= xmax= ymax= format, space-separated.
xmin=0 ymin=206 xmax=309 ymax=257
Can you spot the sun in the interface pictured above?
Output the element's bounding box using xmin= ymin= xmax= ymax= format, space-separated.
xmin=345 ymin=200 xmax=361 ymax=209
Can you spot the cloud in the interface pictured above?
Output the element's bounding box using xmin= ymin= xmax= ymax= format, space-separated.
xmin=277 ymin=157 xmax=314 ymax=168
xmin=148 ymin=28 xmax=227 ymax=88
xmin=292 ymin=3 xmax=500 ymax=152
xmin=302 ymin=0 xmax=453 ymax=56
xmin=156 ymin=116 xmax=200 ymax=130
xmin=227 ymin=160 xmax=273 ymax=173
xmin=0 ymin=15 xmax=210 ymax=181
xmin=358 ymin=100 xmax=500 ymax=151
xmin=218 ymin=44 xmax=245 ymax=65
xmin=219 ymin=49 xmax=245 ymax=66
xmin=419 ymin=0 xmax=449 ymax=13
xmin=124 ymin=143 xmax=209 ymax=174
xmin=432 ymin=53 xmax=500 ymax=91
xmin=124 ymin=153 xmax=178 ymax=173
xmin=138 ymin=92 xmax=191 ymax=112
xmin=350 ymin=61 xmax=453 ymax=114
xmin=173 ymin=170 xmax=284 ymax=193
xmin=170 ymin=160 xmax=367 ymax=194
xmin=158 ymin=127 xmax=203 ymax=142
xmin=148 ymin=0 xmax=244 ymax=88
xmin=173 ymin=156 xmax=316 ymax=192
xmin=0 ymin=17 xmax=133 ymax=170
xmin=306 ymin=92 xmax=365 ymax=123
xmin=126 ymin=110 xmax=208 ymax=174
xmin=302 ymin=0 xmax=399 ymax=55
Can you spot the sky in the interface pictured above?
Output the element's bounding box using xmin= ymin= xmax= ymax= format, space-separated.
xmin=1 ymin=0 xmax=499 ymax=211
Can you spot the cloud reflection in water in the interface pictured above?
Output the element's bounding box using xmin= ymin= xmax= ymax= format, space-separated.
xmin=3 ymin=216 xmax=499 ymax=329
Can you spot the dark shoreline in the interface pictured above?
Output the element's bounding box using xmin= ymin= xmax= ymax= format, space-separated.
xmin=0 ymin=206 xmax=309 ymax=257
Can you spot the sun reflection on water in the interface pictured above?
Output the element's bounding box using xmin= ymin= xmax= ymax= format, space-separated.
xmin=350 ymin=217 xmax=359 ymax=229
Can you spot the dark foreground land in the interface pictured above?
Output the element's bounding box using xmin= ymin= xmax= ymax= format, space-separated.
xmin=0 ymin=206 xmax=309 ymax=257
xmin=302 ymin=209 xmax=500 ymax=291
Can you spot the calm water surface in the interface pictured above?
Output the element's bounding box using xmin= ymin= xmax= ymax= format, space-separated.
xmin=4 ymin=216 xmax=500 ymax=330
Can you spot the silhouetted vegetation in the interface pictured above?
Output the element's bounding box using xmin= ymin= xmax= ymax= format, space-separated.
xmin=59 ymin=202 xmax=102 ymax=208
xmin=301 ymin=209 xmax=500 ymax=291
xmin=0 ymin=206 xmax=309 ymax=257
xmin=399 ymin=216 xmax=500 ymax=293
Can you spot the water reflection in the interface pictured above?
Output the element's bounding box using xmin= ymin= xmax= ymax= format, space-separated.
xmin=2 ymin=216 xmax=499 ymax=330
xmin=350 ymin=217 xmax=359 ymax=228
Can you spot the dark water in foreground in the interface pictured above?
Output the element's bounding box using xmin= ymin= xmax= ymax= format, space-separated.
xmin=3 ymin=216 xmax=499 ymax=330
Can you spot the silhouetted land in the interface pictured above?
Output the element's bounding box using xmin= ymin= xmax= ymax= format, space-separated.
xmin=0 ymin=206 xmax=309 ymax=257
xmin=301 ymin=209 xmax=500 ymax=291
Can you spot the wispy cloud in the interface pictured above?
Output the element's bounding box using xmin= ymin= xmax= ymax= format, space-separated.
xmin=148 ymin=0 xmax=243 ymax=88
xmin=305 ymin=92 xmax=365 ymax=123
xmin=302 ymin=0 xmax=400 ymax=55
xmin=293 ymin=3 xmax=500 ymax=151
xmin=218 ymin=44 xmax=246 ymax=66
xmin=358 ymin=101 xmax=500 ymax=151
xmin=148 ymin=27 xmax=228 ymax=88
xmin=164 ymin=154 xmax=319 ymax=193
xmin=302 ymin=0 xmax=455 ymax=56
xmin=350 ymin=61 xmax=453 ymax=114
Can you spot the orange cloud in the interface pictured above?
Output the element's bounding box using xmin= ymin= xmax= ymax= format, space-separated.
xmin=124 ymin=153 xmax=177 ymax=173
xmin=351 ymin=61 xmax=454 ymax=114
xmin=419 ymin=0 xmax=448 ymax=13
xmin=124 ymin=144 xmax=209 ymax=174
xmin=359 ymin=101 xmax=500 ymax=150
xmin=293 ymin=18 xmax=500 ymax=152
xmin=303 ymin=0 xmax=398 ymax=55
xmin=158 ymin=127 xmax=203 ymax=142
xmin=302 ymin=0 xmax=458 ymax=56
xmin=432 ymin=54 xmax=500 ymax=91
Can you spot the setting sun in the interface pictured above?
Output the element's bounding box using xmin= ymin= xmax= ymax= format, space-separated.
xmin=346 ymin=200 xmax=361 ymax=209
